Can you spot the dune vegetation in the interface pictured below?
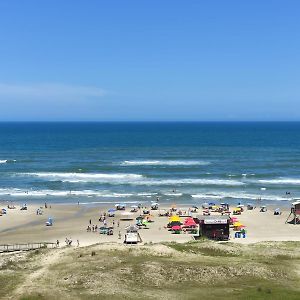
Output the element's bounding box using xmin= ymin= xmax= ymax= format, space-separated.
xmin=0 ymin=241 xmax=299 ymax=300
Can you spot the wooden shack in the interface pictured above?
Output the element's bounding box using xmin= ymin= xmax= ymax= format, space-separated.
xmin=196 ymin=215 xmax=230 ymax=240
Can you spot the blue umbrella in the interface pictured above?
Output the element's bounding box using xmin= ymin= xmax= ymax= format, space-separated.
xmin=108 ymin=208 xmax=116 ymax=213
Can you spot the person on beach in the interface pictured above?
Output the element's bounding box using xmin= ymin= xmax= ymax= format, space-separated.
xmin=118 ymin=231 xmax=121 ymax=239
xmin=77 ymin=239 xmax=79 ymax=247
xmin=92 ymin=225 xmax=95 ymax=232
xmin=56 ymin=240 xmax=59 ymax=247
xmin=117 ymin=220 xmax=120 ymax=227
xmin=95 ymin=225 xmax=98 ymax=232
xmin=113 ymin=220 xmax=115 ymax=227
xmin=103 ymin=219 xmax=107 ymax=227
xmin=89 ymin=219 xmax=92 ymax=225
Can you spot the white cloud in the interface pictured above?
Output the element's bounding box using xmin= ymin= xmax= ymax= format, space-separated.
xmin=0 ymin=83 xmax=106 ymax=100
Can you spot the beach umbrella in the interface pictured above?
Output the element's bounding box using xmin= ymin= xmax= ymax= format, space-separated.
xmin=171 ymin=225 xmax=182 ymax=231
xmin=169 ymin=215 xmax=181 ymax=223
xmin=233 ymin=222 xmax=243 ymax=227
xmin=233 ymin=207 xmax=242 ymax=211
xmin=108 ymin=208 xmax=116 ymax=213
xmin=126 ymin=224 xmax=139 ymax=232
xmin=184 ymin=217 xmax=196 ymax=226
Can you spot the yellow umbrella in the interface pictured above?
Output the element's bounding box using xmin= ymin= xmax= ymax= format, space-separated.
xmin=169 ymin=215 xmax=181 ymax=222
xmin=233 ymin=222 xmax=243 ymax=227
xmin=233 ymin=207 xmax=241 ymax=211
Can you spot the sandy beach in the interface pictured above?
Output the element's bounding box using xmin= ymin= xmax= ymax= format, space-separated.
xmin=0 ymin=201 xmax=299 ymax=247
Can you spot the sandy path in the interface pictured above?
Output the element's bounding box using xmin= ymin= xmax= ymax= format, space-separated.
xmin=11 ymin=248 xmax=69 ymax=299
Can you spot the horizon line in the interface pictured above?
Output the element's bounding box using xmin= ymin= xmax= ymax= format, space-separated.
xmin=0 ymin=120 xmax=300 ymax=123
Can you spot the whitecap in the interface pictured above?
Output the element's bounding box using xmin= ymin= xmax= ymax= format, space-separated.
xmin=120 ymin=160 xmax=210 ymax=166
xmin=258 ymin=178 xmax=300 ymax=185
xmin=192 ymin=191 xmax=287 ymax=201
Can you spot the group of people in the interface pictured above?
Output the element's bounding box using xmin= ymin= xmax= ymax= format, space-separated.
xmin=86 ymin=224 xmax=98 ymax=232
xmin=55 ymin=238 xmax=79 ymax=247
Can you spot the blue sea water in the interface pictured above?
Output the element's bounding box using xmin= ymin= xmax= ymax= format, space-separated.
xmin=0 ymin=122 xmax=300 ymax=206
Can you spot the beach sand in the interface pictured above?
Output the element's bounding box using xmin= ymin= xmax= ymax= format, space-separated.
xmin=0 ymin=202 xmax=299 ymax=247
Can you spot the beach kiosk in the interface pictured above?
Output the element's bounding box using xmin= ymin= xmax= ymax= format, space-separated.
xmin=124 ymin=225 xmax=142 ymax=244
xmin=285 ymin=200 xmax=300 ymax=225
xmin=196 ymin=215 xmax=230 ymax=241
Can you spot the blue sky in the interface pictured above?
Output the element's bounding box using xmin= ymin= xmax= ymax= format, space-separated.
xmin=0 ymin=0 xmax=299 ymax=121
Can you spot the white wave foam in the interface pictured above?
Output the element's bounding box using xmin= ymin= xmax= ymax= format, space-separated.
xmin=164 ymin=193 xmax=183 ymax=196
xmin=16 ymin=172 xmax=244 ymax=186
xmin=0 ymin=188 xmax=135 ymax=198
xmin=133 ymin=179 xmax=244 ymax=186
xmin=20 ymin=172 xmax=144 ymax=183
xmin=121 ymin=160 xmax=210 ymax=166
xmin=137 ymin=192 xmax=158 ymax=196
xmin=0 ymin=159 xmax=16 ymax=164
xmin=258 ymin=178 xmax=300 ymax=185
xmin=192 ymin=191 xmax=287 ymax=201
xmin=79 ymin=201 xmax=145 ymax=205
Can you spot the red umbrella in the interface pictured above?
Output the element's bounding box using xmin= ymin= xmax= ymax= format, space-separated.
xmin=171 ymin=225 xmax=182 ymax=231
xmin=184 ymin=217 xmax=196 ymax=226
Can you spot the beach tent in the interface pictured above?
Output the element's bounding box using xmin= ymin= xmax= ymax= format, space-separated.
xmin=130 ymin=205 xmax=139 ymax=212
xmin=274 ymin=208 xmax=281 ymax=215
xmin=45 ymin=217 xmax=53 ymax=226
xmin=260 ymin=206 xmax=267 ymax=212
xmin=108 ymin=208 xmax=116 ymax=217
xmin=126 ymin=224 xmax=139 ymax=232
xmin=151 ymin=202 xmax=159 ymax=210
xmin=115 ymin=203 xmax=126 ymax=210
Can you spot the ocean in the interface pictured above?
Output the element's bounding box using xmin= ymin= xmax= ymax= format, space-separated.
xmin=0 ymin=122 xmax=299 ymax=206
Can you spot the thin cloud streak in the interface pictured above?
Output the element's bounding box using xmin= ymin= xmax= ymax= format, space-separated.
xmin=0 ymin=83 xmax=106 ymax=100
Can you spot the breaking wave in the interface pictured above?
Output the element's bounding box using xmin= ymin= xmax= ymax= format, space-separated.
xmin=0 ymin=159 xmax=16 ymax=164
xmin=120 ymin=160 xmax=210 ymax=166
xmin=16 ymin=173 xmax=244 ymax=186
xmin=0 ymin=188 xmax=136 ymax=198
xmin=258 ymin=178 xmax=300 ymax=185
xmin=20 ymin=172 xmax=144 ymax=183
xmin=192 ymin=191 xmax=288 ymax=201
